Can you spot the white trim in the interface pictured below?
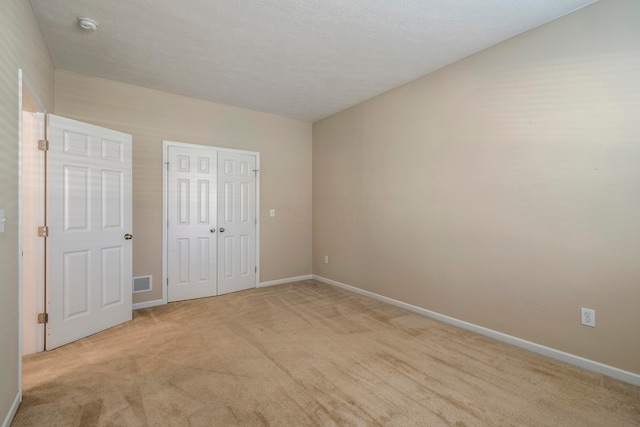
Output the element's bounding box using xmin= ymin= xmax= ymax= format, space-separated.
xmin=255 ymin=154 xmax=260 ymax=284
xmin=132 ymin=299 xmax=164 ymax=310
xmin=20 ymin=111 xmax=46 ymax=356
xmin=15 ymin=69 xmax=48 ymax=417
xmin=313 ymin=275 xmax=640 ymax=387
xmin=162 ymin=143 xmax=168 ymax=305
xmin=17 ymin=68 xmax=23 ymax=406
xmin=1 ymin=391 xmax=21 ymax=427
xmin=17 ymin=70 xmax=48 ymax=392
xmin=258 ymin=274 xmax=313 ymax=288
xmin=162 ymin=140 xmax=261 ymax=303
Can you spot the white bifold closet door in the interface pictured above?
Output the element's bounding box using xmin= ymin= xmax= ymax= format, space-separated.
xmin=47 ymin=114 xmax=133 ymax=350
xmin=167 ymin=145 xmax=257 ymax=302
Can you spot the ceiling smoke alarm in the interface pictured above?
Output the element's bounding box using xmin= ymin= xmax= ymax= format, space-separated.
xmin=77 ymin=17 xmax=99 ymax=31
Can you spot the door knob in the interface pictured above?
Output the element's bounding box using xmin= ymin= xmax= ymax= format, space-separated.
xmin=219 ymin=228 xmax=225 ymax=233
xmin=210 ymin=228 xmax=216 ymax=233
xmin=124 ymin=234 xmax=133 ymax=240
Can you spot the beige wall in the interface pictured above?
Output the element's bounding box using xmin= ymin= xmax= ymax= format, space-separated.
xmin=55 ymin=70 xmax=312 ymax=304
xmin=0 ymin=0 xmax=54 ymax=422
xmin=313 ymin=0 xmax=640 ymax=375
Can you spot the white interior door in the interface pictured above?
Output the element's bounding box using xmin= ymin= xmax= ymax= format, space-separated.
xmin=217 ymin=151 xmax=257 ymax=295
xmin=47 ymin=114 xmax=132 ymax=350
xmin=167 ymin=146 xmax=218 ymax=302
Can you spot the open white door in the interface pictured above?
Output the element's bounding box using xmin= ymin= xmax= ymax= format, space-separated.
xmin=46 ymin=114 xmax=133 ymax=350
xmin=217 ymin=151 xmax=257 ymax=295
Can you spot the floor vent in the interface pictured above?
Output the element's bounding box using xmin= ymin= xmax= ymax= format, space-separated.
xmin=133 ymin=275 xmax=152 ymax=293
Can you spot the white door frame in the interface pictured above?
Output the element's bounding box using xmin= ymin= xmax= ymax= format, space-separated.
xmin=18 ymin=69 xmax=47 ymax=362
xmin=21 ymin=109 xmax=45 ymax=355
xmin=18 ymin=68 xmax=47 ymax=408
xmin=162 ymin=140 xmax=260 ymax=304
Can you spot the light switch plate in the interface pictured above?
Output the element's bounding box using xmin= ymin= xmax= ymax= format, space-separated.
xmin=0 ymin=209 xmax=5 ymax=233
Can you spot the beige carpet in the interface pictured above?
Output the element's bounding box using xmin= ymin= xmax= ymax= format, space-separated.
xmin=13 ymin=280 xmax=640 ymax=426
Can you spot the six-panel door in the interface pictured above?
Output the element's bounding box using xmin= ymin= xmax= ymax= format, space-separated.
xmin=47 ymin=114 xmax=133 ymax=349
xmin=217 ymin=151 xmax=257 ymax=295
xmin=167 ymin=147 xmax=218 ymax=302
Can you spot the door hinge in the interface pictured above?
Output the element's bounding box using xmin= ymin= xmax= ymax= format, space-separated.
xmin=38 ymin=139 xmax=49 ymax=151
xmin=37 ymin=226 xmax=49 ymax=237
xmin=37 ymin=312 xmax=48 ymax=324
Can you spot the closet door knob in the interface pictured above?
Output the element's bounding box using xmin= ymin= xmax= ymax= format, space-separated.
xmin=210 ymin=228 xmax=216 ymax=233
xmin=219 ymin=228 xmax=225 ymax=233
xmin=124 ymin=234 xmax=133 ymax=240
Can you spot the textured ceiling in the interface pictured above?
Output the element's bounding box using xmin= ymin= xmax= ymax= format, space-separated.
xmin=31 ymin=0 xmax=598 ymax=122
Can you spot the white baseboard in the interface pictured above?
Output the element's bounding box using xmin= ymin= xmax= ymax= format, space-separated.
xmin=135 ymin=276 xmax=314 ymax=308
xmin=313 ymin=275 xmax=640 ymax=387
xmin=258 ymin=275 xmax=313 ymax=288
xmin=132 ymin=298 xmax=164 ymax=310
xmin=2 ymin=391 xmax=21 ymax=427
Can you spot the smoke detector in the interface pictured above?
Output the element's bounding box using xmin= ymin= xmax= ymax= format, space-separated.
xmin=77 ymin=17 xmax=99 ymax=32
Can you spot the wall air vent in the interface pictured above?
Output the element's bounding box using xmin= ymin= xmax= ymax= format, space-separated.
xmin=133 ymin=275 xmax=152 ymax=293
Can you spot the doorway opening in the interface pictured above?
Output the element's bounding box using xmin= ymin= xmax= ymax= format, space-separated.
xmin=21 ymin=105 xmax=135 ymax=353
xmin=20 ymin=69 xmax=47 ymax=357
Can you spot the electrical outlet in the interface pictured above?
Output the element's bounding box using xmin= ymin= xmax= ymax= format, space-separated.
xmin=581 ymin=308 xmax=595 ymax=327
xmin=323 ymin=255 xmax=329 ymax=264
xmin=270 ymin=209 xmax=275 ymax=217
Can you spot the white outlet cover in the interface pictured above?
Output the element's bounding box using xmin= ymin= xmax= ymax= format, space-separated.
xmin=270 ymin=209 xmax=275 ymax=217
xmin=0 ymin=209 xmax=5 ymax=233
xmin=581 ymin=308 xmax=596 ymax=327
xmin=323 ymin=255 xmax=329 ymax=264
